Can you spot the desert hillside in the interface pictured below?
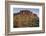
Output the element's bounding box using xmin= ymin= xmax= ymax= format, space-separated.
xmin=13 ymin=10 xmax=39 ymax=27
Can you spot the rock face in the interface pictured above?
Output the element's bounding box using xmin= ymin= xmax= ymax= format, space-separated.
xmin=13 ymin=10 xmax=39 ymax=28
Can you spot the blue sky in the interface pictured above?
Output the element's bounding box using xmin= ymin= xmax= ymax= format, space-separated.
xmin=13 ymin=8 xmax=39 ymax=16
xmin=13 ymin=8 xmax=39 ymax=13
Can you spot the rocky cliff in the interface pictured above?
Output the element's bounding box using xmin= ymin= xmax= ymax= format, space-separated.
xmin=13 ymin=10 xmax=39 ymax=28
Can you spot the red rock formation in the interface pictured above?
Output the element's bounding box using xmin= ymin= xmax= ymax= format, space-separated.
xmin=13 ymin=10 xmax=39 ymax=27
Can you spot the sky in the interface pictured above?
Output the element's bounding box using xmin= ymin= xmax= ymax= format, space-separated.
xmin=13 ymin=8 xmax=39 ymax=17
